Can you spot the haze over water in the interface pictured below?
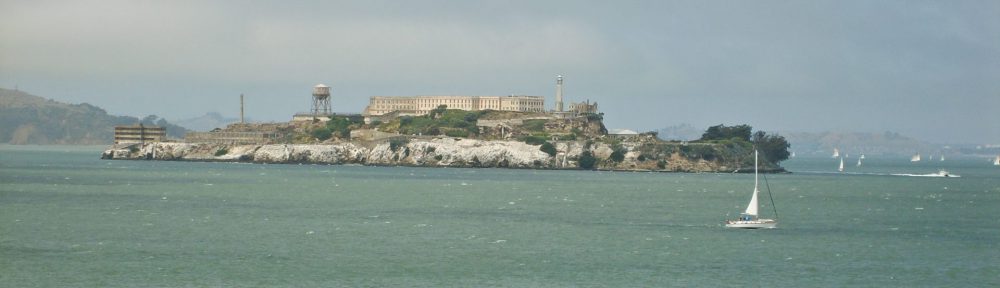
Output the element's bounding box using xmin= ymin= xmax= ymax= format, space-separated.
xmin=3 ymin=1 xmax=999 ymax=143
xmin=1 ymin=145 xmax=997 ymax=287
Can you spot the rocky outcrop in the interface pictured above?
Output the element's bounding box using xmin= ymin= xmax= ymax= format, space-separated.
xmin=102 ymin=137 xmax=746 ymax=172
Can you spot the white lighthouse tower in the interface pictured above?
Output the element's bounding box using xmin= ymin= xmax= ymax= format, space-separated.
xmin=555 ymin=75 xmax=564 ymax=112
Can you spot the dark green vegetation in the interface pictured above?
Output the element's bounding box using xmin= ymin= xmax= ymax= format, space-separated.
xmin=695 ymin=124 xmax=791 ymax=165
xmin=381 ymin=105 xmax=482 ymax=137
xmin=0 ymin=88 xmax=188 ymax=144
xmin=578 ymin=151 xmax=597 ymax=169
xmin=595 ymin=124 xmax=790 ymax=171
xmin=700 ymin=124 xmax=752 ymax=142
xmin=609 ymin=145 xmax=626 ymax=163
xmin=378 ymin=106 xmax=605 ymax=144
xmin=540 ymin=142 xmax=557 ymax=157
xmin=753 ymin=131 xmax=791 ymax=163
xmin=311 ymin=115 xmax=365 ymax=141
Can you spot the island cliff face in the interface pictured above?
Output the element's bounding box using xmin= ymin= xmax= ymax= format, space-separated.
xmin=101 ymin=137 xmax=736 ymax=172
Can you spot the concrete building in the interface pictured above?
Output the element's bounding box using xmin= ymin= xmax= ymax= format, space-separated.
xmin=185 ymin=123 xmax=286 ymax=144
xmin=569 ymin=100 xmax=599 ymax=114
xmin=114 ymin=124 xmax=166 ymax=144
xmin=363 ymin=95 xmax=545 ymax=123
xmin=185 ymin=131 xmax=282 ymax=145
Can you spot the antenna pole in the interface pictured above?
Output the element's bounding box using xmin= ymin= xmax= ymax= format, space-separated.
xmin=240 ymin=94 xmax=245 ymax=124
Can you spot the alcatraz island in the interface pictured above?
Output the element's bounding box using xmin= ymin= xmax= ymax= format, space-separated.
xmin=102 ymin=77 xmax=790 ymax=172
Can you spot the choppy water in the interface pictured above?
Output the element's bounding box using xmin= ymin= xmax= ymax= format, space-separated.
xmin=1 ymin=145 xmax=998 ymax=287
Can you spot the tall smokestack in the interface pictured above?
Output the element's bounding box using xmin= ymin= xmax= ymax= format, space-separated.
xmin=555 ymin=75 xmax=564 ymax=112
xmin=240 ymin=94 xmax=245 ymax=124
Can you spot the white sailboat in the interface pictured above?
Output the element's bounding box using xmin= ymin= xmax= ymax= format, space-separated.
xmin=838 ymin=157 xmax=845 ymax=172
xmin=725 ymin=150 xmax=777 ymax=229
xmin=856 ymin=157 xmax=862 ymax=167
xmin=832 ymin=148 xmax=840 ymax=158
xmin=911 ymin=153 xmax=921 ymax=162
xmin=790 ymin=151 xmax=796 ymax=158
xmin=939 ymin=155 xmax=945 ymax=161
xmin=994 ymin=155 xmax=999 ymax=166
xmin=860 ymin=154 xmax=866 ymax=159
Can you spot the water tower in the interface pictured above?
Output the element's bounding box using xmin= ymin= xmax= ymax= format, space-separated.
xmin=312 ymin=84 xmax=332 ymax=116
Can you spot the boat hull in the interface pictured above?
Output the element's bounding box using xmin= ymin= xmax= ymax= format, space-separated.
xmin=725 ymin=219 xmax=777 ymax=229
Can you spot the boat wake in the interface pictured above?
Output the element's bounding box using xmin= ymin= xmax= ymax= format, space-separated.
xmin=891 ymin=172 xmax=960 ymax=178
xmin=796 ymin=170 xmax=960 ymax=178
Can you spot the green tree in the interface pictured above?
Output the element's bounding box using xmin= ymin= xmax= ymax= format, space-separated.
xmin=540 ymin=142 xmax=557 ymax=156
xmin=610 ymin=147 xmax=626 ymax=162
xmin=429 ymin=105 xmax=448 ymax=119
xmin=700 ymin=124 xmax=752 ymax=142
xmin=389 ymin=138 xmax=409 ymax=152
xmin=753 ymin=131 xmax=791 ymax=163
xmin=578 ymin=151 xmax=597 ymax=169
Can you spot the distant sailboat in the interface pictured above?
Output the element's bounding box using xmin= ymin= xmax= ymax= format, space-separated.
xmin=725 ymin=150 xmax=777 ymax=229
xmin=838 ymin=157 xmax=845 ymax=172
xmin=832 ymin=148 xmax=840 ymax=158
xmin=790 ymin=151 xmax=796 ymax=158
xmin=994 ymin=155 xmax=999 ymax=166
xmin=860 ymin=154 xmax=866 ymax=159
xmin=911 ymin=153 xmax=921 ymax=162
xmin=939 ymin=155 xmax=945 ymax=161
xmin=856 ymin=157 xmax=862 ymax=167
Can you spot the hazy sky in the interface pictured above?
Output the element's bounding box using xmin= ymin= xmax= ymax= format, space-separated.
xmin=2 ymin=0 xmax=998 ymax=143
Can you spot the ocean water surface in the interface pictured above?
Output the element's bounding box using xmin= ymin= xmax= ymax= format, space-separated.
xmin=1 ymin=145 xmax=998 ymax=287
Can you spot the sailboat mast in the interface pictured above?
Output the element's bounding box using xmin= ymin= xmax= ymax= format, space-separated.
xmin=754 ymin=150 xmax=759 ymax=191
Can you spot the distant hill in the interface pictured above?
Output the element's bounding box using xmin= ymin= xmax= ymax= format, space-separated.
xmin=782 ymin=131 xmax=932 ymax=157
xmin=0 ymin=88 xmax=188 ymax=145
xmin=175 ymin=112 xmax=241 ymax=132
xmin=656 ymin=123 xmax=702 ymax=141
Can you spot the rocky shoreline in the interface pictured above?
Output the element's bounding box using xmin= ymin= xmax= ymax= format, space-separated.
xmin=102 ymin=137 xmax=761 ymax=173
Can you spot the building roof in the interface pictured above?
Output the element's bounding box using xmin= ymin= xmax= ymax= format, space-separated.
xmin=608 ymin=129 xmax=639 ymax=135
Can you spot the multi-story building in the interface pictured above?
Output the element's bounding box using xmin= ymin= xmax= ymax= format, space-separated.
xmin=363 ymin=95 xmax=546 ymax=118
xmin=113 ymin=124 xmax=166 ymax=144
xmin=184 ymin=123 xmax=285 ymax=145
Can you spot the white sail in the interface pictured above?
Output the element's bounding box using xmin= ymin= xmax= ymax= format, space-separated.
xmin=791 ymin=151 xmax=796 ymax=158
xmin=838 ymin=157 xmax=845 ymax=172
xmin=911 ymin=154 xmax=921 ymax=162
xmin=940 ymin=155 xmax=945 ymax=161
xmin=994 ymin=155 xmax=999 ymax=166
xmin=856 ymin=157 xmax=862 ymax=167
xmin=860 ymin=154 xmax=866 ymax=159
xmin=725 ymin=149 xmax=777 ymax=229
xmin=832 ymin=148 xmax=840 ymax=158
xmin=744 ymin=150 xmax=760 ymax=216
